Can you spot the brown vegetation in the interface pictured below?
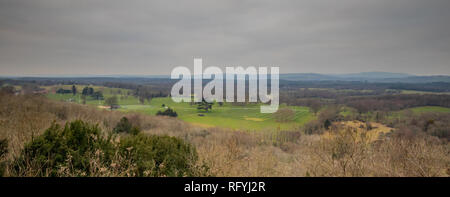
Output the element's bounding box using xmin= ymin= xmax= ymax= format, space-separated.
xmin=0 ymin=91 xmax=448 ymax=177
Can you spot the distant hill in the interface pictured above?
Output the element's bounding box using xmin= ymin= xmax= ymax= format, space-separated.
xmin=279 ymin=73 xmax=340 ymax=81
xmin=2 ymin=72 xmax=450 ymax=83
xmin=280 ymin=72 xmax=450 ymax=83
xmin=333 ymin=72 xmax=412 ymax=79
xmin=380 ymin=76 xmax=450 ymax=83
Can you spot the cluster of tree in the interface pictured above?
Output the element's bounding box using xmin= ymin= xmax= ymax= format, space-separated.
xmin=383 ymin=112 xmax=450 ymax=142
xmin=55 ymin=85 xmax=78 ymax=95
xmin=105 ymin=96 xmax=119 ymax=110
xmin=56 ymin=85 xmax=78 ymax=95
xmin=280 ymin=98 xmax=324 ymax=114
xmin=304 ymin=106 xmax=343 ymax=134
xmin=280 ymin=88 xmax=382 ymax=101
xmin=81 ymin=87 xmax=94 ymax=95
xmin=0 ymin=86 xmax=15 ymax=94
xmin=341 ymin=94 xmax=450 ymax=113
xmin=156 ymin=108 xmax=178 ymax=117
xmin=3 ymin=76 xmax=450 ymax=94
xmin=81 ymin=86 xmax=104 ymax=100
xmin=386 ymin=82 xmax=450 ymax=93
xmin=56 ymin=88 xmax=72 ymax=94
xmin=280 ymin=81 xmax=450 ymax=93
xmin=134 ymin=85 xmax=168 ymax=104
xmin=72 ymin=85 xmax=77 ymax=95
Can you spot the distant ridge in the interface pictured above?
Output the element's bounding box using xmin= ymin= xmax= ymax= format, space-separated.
xmin=1 ymin=72 xmax=450 ymax=83
xmin=0 ymin=74 xmax=170 ymax=78
xmin=279 ymin=72 xmax=450 ymax=83
xmin=332 ymin=72 xmax=412 ymax=79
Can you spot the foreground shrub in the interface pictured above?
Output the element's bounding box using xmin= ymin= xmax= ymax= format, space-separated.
xmin=12 ymin=120 xmax=114 ymax=176
xmin=11 ymin=120 xmax=206 ymax=177
xmin=118 ymin=134 xmax=202 ymax=177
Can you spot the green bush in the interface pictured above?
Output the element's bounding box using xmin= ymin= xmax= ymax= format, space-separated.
xmin=13 ymin=120 xmax=114 ymax=176
xmin=156 ymin=108 xmax=178 ymax=117
xmin=118 ymin=134 xmax=199 ymax=177
xmin=12 ymin=120 xmax=206 ymax=177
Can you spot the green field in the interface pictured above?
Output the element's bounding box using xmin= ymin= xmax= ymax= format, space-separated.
xmin=135 ymin=98 xmax=314 ymax=131
xmin=391 ymin=106 xmax=450 ymax=117
xmin=303 ymin=88 xmax=374 ymax=93
xmin=45 ymin=85 xmax=314 ymax=131
xmin=407 ymin=106 xmax=450 ymax=113
xmin=385 ymin=106 xmax=450 ymax=120
xmin=387 ymin=89 xmax=450 ymax=95
xmin=45 ymin=85 xmax=149 ymax=106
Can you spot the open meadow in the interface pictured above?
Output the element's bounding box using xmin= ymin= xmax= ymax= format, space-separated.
xmin=44 ymin=85 xmax=315 ymax=131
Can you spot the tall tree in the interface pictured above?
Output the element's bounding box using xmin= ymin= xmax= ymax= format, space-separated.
xmin=72 ymin=85 xmax=77 ymax=95
xmin=105 ymin=96 xmax=118 ymax=110
xmin=82 ymin=87 xmax=89 ymax=96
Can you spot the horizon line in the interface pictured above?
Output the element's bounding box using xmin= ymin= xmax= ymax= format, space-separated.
xmin=1 ymin=71 xmax=450 ymax=78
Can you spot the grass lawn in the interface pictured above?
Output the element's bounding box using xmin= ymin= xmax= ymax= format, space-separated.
xmin=121 ymin=97 xmax=315 ymax=131
xmin=407 ymin=106 xmax=450 ymax=113
xmin=44 ymin=85 xmax=314 ymax=131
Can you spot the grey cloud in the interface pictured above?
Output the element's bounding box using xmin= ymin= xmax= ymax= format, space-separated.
xmin=0 ymin=0 xmax=449 ymax=75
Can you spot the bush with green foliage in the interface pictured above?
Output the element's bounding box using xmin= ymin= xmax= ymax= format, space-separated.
xmin=324 ymin=119 xmax=332 ymax=130
xmin=156 ymin=108 xmax=178 ymax=117
xmin=118 ymin=134 xmax=201 ymax=177
xmin=13 ymin=120 xmax=115 ymax=176
xmin=81 ymin=87 xmax=94 ymax=96
xmin=11 ymin=120 xmax=205 ymax=177
xmin=56 ymin=88 xmax=72 ymax=94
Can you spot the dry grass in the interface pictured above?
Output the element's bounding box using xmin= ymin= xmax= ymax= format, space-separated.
xmin=0 ymin=92 xmax=448 ymax=177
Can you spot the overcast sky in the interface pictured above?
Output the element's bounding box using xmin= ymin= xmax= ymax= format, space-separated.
xmin=0 ymin=0 xmax=449 ymax=76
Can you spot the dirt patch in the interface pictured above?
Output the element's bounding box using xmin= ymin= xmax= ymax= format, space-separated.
xmin=323 ymin=120 xmax=393 ymax=142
